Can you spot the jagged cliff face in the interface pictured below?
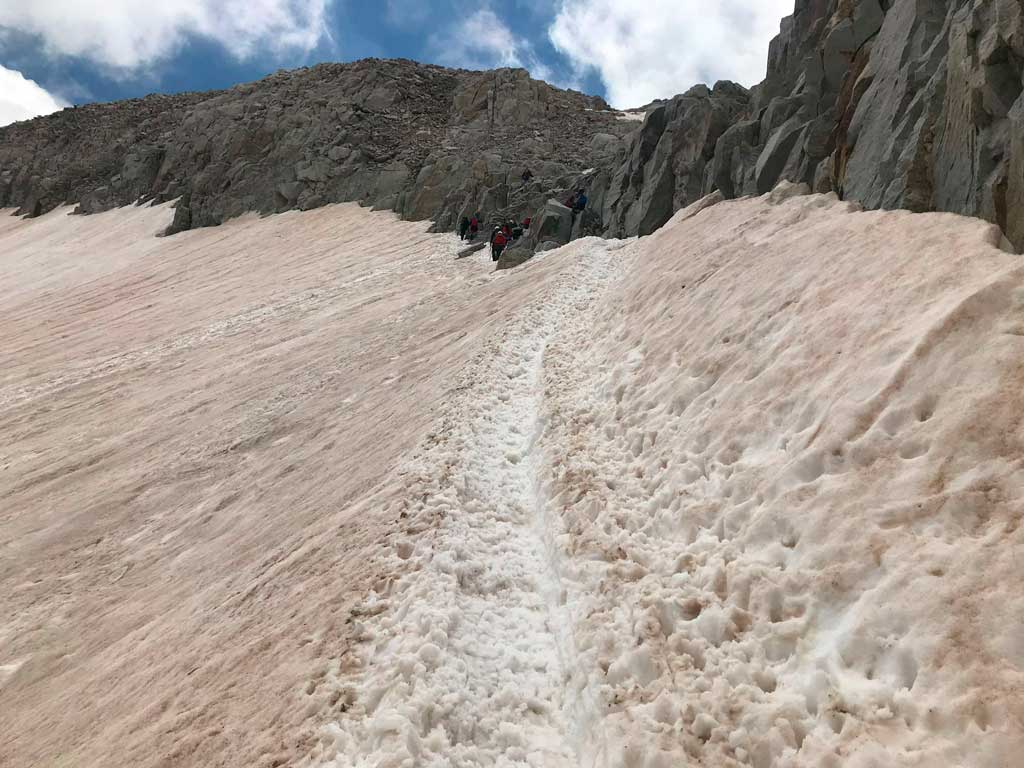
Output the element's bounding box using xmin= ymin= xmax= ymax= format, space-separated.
xmin=0 ymin=59 xmax=627 ymax=235
xmin=1 ymin=0 xmax=1022 ymax=249
xmin=599 ymin=0 xmax=1024 ymax=249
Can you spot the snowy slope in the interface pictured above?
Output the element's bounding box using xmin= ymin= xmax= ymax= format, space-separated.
xmin=3 ymin=188 xmax=1022 ymax=768
xmin=311 ymin=191 xmax=1024 ymax=767
xmin=532 ymin=189 xmax=1024 ymax=767
xmin=0 ymin=202 xmax=597 ymax=767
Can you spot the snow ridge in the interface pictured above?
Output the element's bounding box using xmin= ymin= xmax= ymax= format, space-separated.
xmin=311 ymin=239 xmax=623 ymax=767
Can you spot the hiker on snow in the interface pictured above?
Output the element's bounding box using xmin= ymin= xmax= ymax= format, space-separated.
xmin=491 ymin=227 xmax=508 ymax=262
xmin=459 ymin=215 xmax=470 ymax=240
xmin=468 ymin=214 xmax=480 ymax=241
xmin=570 ymin=189 xmax=588 ymax=225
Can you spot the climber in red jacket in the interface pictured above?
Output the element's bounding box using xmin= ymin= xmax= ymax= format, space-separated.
xmin=491 ymin=228 xmax=508 ymax=261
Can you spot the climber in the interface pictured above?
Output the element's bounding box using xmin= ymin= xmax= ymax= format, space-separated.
xmin=491 ymin=227 xmax=508 ymax=261
xmin=468 ymin=214 xmax=480 ymax=241
xmin=522 ymin=216 xmax=532 ymax=231
xmin=459 ymin=215 xmax=470 ymax=240
xmin=501 ymin=221 xmax=513 ymax=240
xmin=521 ymin=168 xmax=533 ymax=185
xmin=564 ymin=190 xmax=578 ymax=208
xmin=570 ymin=189 xmax=588 ymax=225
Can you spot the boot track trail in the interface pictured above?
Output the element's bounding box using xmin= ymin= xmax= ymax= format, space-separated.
xmin=311 ymin=239 xmax=624 ymax=767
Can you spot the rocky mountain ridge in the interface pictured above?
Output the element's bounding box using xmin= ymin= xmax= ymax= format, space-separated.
xmin=2 ymin=0 xmax=1023 ymax=251
xmin=0 ymin=58 xmax=627 ymax=237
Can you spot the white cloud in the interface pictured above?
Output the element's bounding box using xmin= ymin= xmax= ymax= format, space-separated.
xmin=548 ymin=0 xmax=794 ymax=108
xmin=0 ymin=0 xmax=332 ymax=71
xmin=0 ymin=65 xmax=67 ymax=126
xmin=432 ymin=8 xmax=554 ymax=83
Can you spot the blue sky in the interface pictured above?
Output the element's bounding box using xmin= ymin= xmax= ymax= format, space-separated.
xmin=0 ymin=0 xmax=794 ymax=125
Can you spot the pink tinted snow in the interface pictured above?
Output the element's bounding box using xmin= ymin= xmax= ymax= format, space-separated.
xmin=3 ymin=189 xmax=1023 ymax=768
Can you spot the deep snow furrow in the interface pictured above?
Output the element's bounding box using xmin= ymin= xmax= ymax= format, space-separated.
xmin=311 ymin=241 xmax=622 ymax=767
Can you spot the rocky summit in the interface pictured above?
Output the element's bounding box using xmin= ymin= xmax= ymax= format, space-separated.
xmin=2 ymin=0 xmax=1024 ymax=251
xmin=0 ymin=59 xmax=627 ymax=238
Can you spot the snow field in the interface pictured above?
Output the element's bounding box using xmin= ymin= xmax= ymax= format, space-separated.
xmin=315 ymin=187 xmax=1024 ymax=768
xmin=5 ymin=187 xmax=1022 ymax=768
xmin=0 ymin=201 xmax=577 ymax=768
xmin=535 ymin=191 xmax=1024 ymax=767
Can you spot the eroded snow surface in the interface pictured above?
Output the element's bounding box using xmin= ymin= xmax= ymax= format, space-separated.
xmin=311 ymin=193 xmax=1024 ymax=767
xmin=2 ymin=190 xmax=1022 ymax=768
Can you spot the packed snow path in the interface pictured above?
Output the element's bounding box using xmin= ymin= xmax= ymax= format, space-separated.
xmin=313 ymin=241 xmax=623 ymax=767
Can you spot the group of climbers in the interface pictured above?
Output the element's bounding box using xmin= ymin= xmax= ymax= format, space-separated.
xmin=489 ymin=217 xmax=530 ymax=262
xmin=457 ymin=211 xmax=531 ymax=261
xmin=458 ymin=212 xmax=481 ymax=242
xmin=455 ymin=172 xmax=589 ymax=263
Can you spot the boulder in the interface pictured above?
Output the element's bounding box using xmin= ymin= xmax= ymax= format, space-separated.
xmin=532 ymin=200 xmax=573 ymax=247
xmin=276 ymin=181 xmax=304 ymax=205
xmin=296 ymin=159 xmax=332 ymax=183
xmin=120 ymin=145 xmax=165 ymax=199
xmin=456 ymin=240 xmax=488 ymax=258
xmin=767 ymin=180 xmax=811 ymax=205
xmin=327 ymin=145 xmax=352 ymax=162
xmin=590 ymin=133 xmax=622 ymax=157
xmin=374 ymin=162 xmax=411 ymax=198
xmin=495 ymin=245 xmax=533 ymax=270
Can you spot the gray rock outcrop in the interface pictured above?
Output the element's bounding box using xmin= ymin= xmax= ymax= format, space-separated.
xmin=600 ymin=0 xmax=1024 ymax=250
xmin=531 ymin=200 xmax=574 ymax=248
xmin=495 ymin=244 xmax=534 ymax=270
xmin=596 ymin=82 xmax=751 ymax=237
